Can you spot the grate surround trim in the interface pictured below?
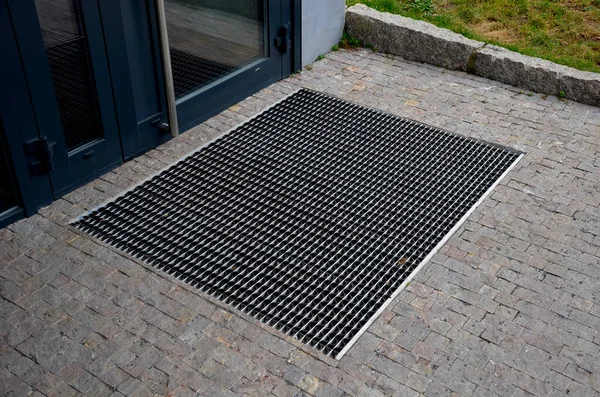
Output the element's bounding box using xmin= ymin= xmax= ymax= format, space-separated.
xmin=335 ymin=150 xmax=522 ymax=358
xmin=73 ymin=90 xmax=301 ymax=214
xmin=72 ymin=88 xmax=524 ymax=359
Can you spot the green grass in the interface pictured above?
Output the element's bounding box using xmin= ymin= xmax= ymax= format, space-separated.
xmin=346 ymin=0 xmax=600 ymax=73
xmin=336 ymin=31 xmax=377 ymax=50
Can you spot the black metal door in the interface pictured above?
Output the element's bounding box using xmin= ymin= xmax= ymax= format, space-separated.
xmin=5 ymin=0 xmax=124 ymax=197
xmin=111 ymin=0 xmax=299 ymax=162
xmin=159 ymin=0 xmax=295 ymax=131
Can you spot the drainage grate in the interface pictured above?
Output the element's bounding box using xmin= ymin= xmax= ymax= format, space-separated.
xmin=74 ymin=89 xmax=522 ymax=358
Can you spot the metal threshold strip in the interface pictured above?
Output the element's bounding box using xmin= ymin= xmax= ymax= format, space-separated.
xmin=74 ymin=89 xmax=523 ymax=359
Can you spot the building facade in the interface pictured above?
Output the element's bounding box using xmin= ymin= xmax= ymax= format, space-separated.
xmin=0 ymin=0 xmax=344 ymax=228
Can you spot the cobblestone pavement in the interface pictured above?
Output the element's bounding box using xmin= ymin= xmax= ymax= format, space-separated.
xmin=2 ymin=49 xmax=600 ymax=397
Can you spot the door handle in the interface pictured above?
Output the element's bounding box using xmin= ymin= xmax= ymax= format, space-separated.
xmin=83 ymin=150 xmax=94 ymax=160
xmin=274 ymin=25 xmax=291 ymax=53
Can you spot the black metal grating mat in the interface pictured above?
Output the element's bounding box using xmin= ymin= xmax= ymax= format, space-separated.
xmin=74 ymin=89 xmax=521 ymax=357
xmin=170 ymin=48 xmax=234 ymax=98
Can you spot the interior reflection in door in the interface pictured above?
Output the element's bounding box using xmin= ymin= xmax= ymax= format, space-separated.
xmin=35 ymin=0 xmax=104 ymax=151
xmin=166 ymin=0 xmax=266 ymax=98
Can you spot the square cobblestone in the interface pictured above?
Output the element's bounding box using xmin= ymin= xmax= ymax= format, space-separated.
xmin=2 ymin=48 xmax=600 ymax=397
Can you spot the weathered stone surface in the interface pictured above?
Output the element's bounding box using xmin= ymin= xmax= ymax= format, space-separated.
xmin=560 ymin=69 xmax=600 ymax=107
xmin=474 ymin=45 xmax=563 ymax=97
xmin=476 ymin=45 xmax=600 ymax=106
xmin=345 ymin=4 xmax=484 ymax=72
xmin=346 ymin=4 xmax=600 ymax=106
xmin=3 ymin=48 xmax=600 ymax=397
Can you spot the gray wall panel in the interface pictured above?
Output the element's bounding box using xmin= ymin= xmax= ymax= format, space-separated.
xmin=301 ymin=0 xmax=345 ymax=66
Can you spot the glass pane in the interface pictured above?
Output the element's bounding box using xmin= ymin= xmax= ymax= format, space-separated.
xmin=0 ymin=118 xmax=20 ymax=214
xmin=35 ymin=0 xmax=104 ymax=150
xmin=166 ymin=0 xmax=266 ymax=98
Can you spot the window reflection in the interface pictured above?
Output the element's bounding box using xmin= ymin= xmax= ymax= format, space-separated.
xmin=166 ymin=0 xmax=266 ymax=98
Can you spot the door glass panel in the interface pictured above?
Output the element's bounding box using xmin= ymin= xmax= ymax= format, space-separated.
xmin=166 ymin=0 xmax=266 ymax=98
xmin=0 ymin=118 xmax=20 ymax=215
xmin=34 ymin=0 xmax=104 ymax=151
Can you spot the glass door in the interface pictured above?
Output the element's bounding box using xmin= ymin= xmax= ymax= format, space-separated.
xmin=166 ymin=0 xmax=267 ymax=98
xmin=161 ymin=0 xmax=291 ymax=130
xmin=7 ymin=0 xmax=123 ymax=196
xmin=36 ymin=0 xmax=105 ymax=151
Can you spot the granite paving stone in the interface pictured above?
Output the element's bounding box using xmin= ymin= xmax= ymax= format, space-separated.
xmin=2 ymin=48 xmax=600 ymax=396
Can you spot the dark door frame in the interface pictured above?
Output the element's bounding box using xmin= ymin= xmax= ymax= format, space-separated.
xmin=0 ymin=0 xmax=301 ymax=228
xmin=158 ymin=0 xmax=302 ymax=132
xmin=0 ymin=1 xmax=53 ymax=221
xmin=0 ymin=0 xmax=141 ymax=225
xmin=117 ymin=0 xmax=301 ymax=156
xmin=6 ymin=0 xmax=126 ymax=197
xmin=292 ymin=0 xmax=301 ymax=72
xmin=0 ymin=75 xmax=36 ymax=228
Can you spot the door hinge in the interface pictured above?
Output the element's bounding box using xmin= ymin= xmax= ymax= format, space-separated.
xmin=274 ymin=24 xmax=291 ymax=54
xmin=23 ymin=136 xmax=57 ymax=175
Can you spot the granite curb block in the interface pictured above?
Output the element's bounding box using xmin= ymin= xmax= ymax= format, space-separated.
xmin=345 ymin=3 xmax=483 ymax=72
xmin=345 ymin=3 xmax=600 ymax=106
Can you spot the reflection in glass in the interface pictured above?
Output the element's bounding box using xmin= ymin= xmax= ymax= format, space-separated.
xmin=166 ymin=0 xmax=266 ymax=98
xmin=35 ymin=0 xmax=104 ymax=150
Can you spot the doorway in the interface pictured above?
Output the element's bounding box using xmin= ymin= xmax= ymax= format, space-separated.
xmin=159 ymin=0 xmax=296 ymax=130
xmin=3 ymin=0 xmax=124 ymax=198
xmin=166 ymin=0 xmax=267 ymax=98
xmin=0 ymin=0 xmax=298 ymax=227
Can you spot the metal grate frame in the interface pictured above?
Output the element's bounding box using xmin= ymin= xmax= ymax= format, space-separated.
xmin=74 ymin=89 xmax=523 ymax=358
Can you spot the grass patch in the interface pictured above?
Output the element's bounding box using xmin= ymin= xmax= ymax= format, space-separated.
xmin=346 ymin=0 xmax=600 ymax=73
xmin=337 ymin=31 xmax=377 ymax=50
